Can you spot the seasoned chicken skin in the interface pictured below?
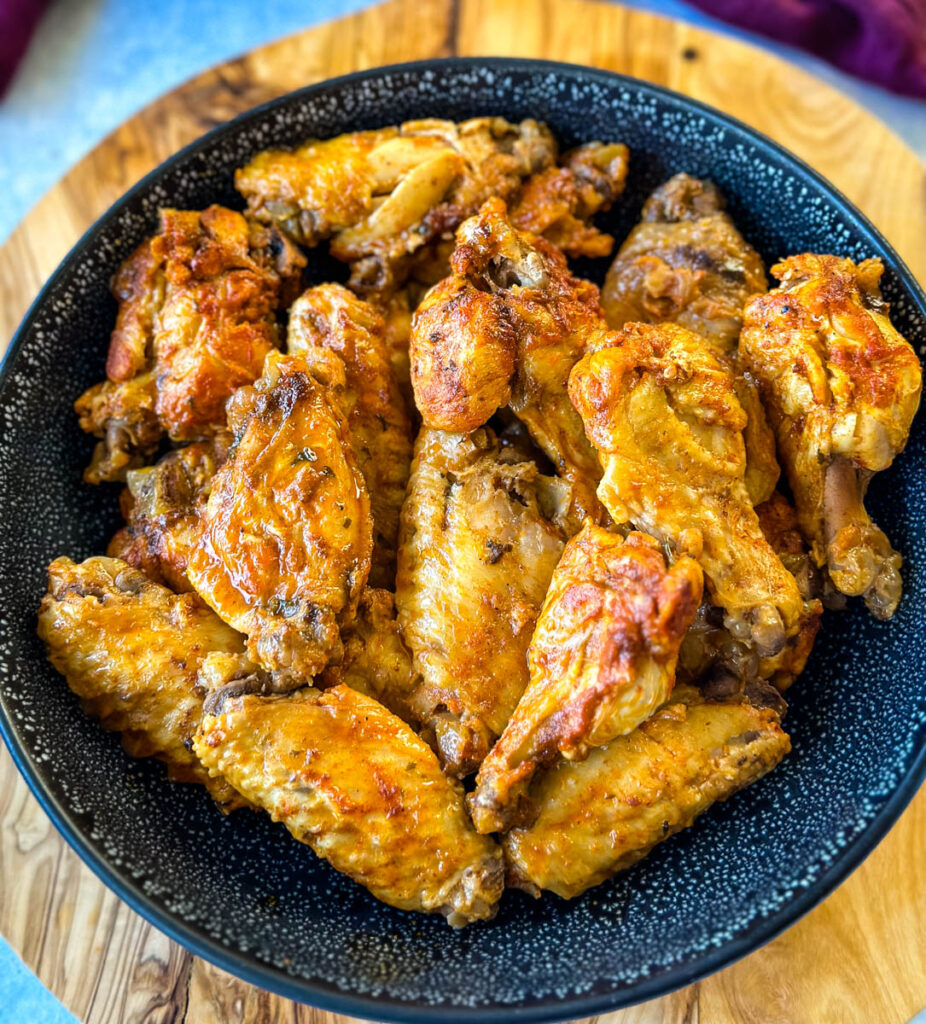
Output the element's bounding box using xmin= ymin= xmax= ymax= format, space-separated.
xmin=194 ymin=685 xmax=504 ymax=926
xmin=236 ymin=117 xmax=555 ymax=294
xmin=504 ymin=684 xmax=790 ymax=898
xmin=396 ymin=427 xmax=568 ymax=776
xmin=411 ymin=198 xmax=607 ymax=523
xmin=510 ymin=142 xmax=629 ymax=258
xmin=187 ymin=351 xmax=373 ymax=684
xmin=470 ymin=527 xmax=702 ymax=834
xmin=76 ymin=206 xmax=305 ymax=481
xmin=37 ymin=557 xmax=249 ymax=809
xmin=741 ymin=254 xmax=922 ymax=618
xmin=569 ymin=322 xmax=804 ymax=657
xmin=108 ymin=435 xmax=229 ymax=592
xmin=601 ymin=174 xmax=777 ymax=505
xmin=287 ymin=284 xmax=413 ymax=587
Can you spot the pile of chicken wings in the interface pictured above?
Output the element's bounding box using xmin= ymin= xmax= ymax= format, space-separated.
xmin=38 ymin=116 xmax=922 ymax=926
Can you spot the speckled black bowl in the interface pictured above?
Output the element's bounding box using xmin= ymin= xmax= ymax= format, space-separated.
xmin=2 ymin=58 xmax=925 ymax=1022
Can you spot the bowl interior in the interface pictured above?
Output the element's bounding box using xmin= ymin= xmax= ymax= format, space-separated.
xmin=1 ymin=60 xmax=925 ymax=1022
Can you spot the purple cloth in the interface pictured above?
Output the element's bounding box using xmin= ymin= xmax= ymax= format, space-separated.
xmin=1 ymin=0 xmax=48 ymax=95
xmin=689 ymin=0 xmax=926 ymax=97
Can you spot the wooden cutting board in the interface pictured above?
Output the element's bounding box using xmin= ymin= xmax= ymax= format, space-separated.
xmin=1 ymin=1 xmax=924 ymax=1022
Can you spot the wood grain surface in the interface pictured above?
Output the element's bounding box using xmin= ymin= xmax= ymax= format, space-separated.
xmin=1 ymin=1 xmax=924 ymax=1022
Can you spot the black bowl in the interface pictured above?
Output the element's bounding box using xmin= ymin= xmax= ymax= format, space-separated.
xmin=2 ymin=58 xmax=925 ymax=1023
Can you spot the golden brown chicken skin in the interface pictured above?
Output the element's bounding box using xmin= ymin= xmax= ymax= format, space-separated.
xmin=187 ymin=351 xmax=373 ymax=685
xmin=410 ymin=198 xmax=607 ymax=523
xmin=76 ymin=206 xmax=305 ymax=482
xmin=108 ymin=434 xmax=230 ymax=593
xmin=37 ymin=556 xmax=249 ymax=809
xmin=569 ymin=322 xmax=804 ymax=658
xmin=504 ymin=684 xmax=790 ymax=899
xmin=287 ymin=284 xmax=413 ymax=588
xmin=236 ymin=117 xmax=555 ymax=295
xmin=194 ymin=684 xmax=504 ymax=926
xmin=601 ymin=174 xmax=778 ymax=505
xmin=396 ymin=427 xmax=569 ymax=776
xmin=741 ymin=254 xmax=922 ymax=618
xmin=509 ymin=142 xmax=629 ymax=258
xmin=470 ymin=527 xmax=702 ymax=834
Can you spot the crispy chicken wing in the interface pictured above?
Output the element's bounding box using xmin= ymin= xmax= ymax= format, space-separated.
xmin=504 ymin=683 xmax=790 ymax=898
xmin=194 ymin=684 xmax=504 ymax=926
xmin=509 ymin=142 xmax=629 ymax=258
xmin=741 ymin=254 xmax=922 ymax=618
xmin=396 ymin=427 xmax=569 ymax=776
xmin=470 ymin=527 xmax=702 ymax=834
xmin=108 ymin=434 xmax=230 ymax=592
xmin=569 ymin=322 xmax=804 ymax=657
xmin=236 ymin=118 xmax=555 ymax=295
xmin=286 ymin=283 xmax=413 ymax=588
xmin=410 ymin=198 xmax=607 ymax=522
xmin=601 ymin=174 xmax=777 ymax=505
xmin=76 ymin=206 xmax=305 ymax=482
xmin=37 ymin=556 xmax=249 ymax=809
xmin=187 ymin=351 xmax=373 ymax=684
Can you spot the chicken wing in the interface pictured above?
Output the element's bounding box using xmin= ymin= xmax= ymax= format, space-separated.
xmin=410 ymin=198 xmax=607 ymax=522
xmin=395 ymin=427 xmax=569 ymax=776
xmin=286 ymin=283 xmax=413 ymax=588
xmin=108 ymin=434 xmax=230 ymax=592
xmin=37 ymin=556 xmax=249 ymax=809
xmin=187 ymin=351 xmax=373 ymax=684
xmin=236 ymin=117 xmax=555 ymax=295
xmin=569 ymin=322 xmax=804 ymax=656
xmin=509 ymin=142 xmax=629 ymax=258
xmin=470 ymin=527 xmax=702 ymax=834
xmin=741 ymin=254 xmax=922 ymax=618
xmin=504 ymin=683 xmax=790 ymax=899
xmin=193 ymin=684 xmax=504 ymax=926
xmin=600 ymin=174 xmax=777 ymax=505
xmin=76 ymin=207 xmax=304 ymax=482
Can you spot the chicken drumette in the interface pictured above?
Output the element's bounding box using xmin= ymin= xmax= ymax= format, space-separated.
xmin=187 ymin=351 xmax=373 ymax=684
xmin=76 ymin=205 xmax=304 ymax=482
xmin=569 ymin=322 xmax=804 ymax=657
xmin=601 ymin=173 xmax=778 ymax=505
xmin=194 ymin=684 xmax=504 ymax=926
xmin=37 ymin=556 xmax=251 ymax=809
xmin=470 ymin=526 xmax=702 ymax=834
xmin=741 ymin=254 xmax=922 ymax=618
xmin=287 ymin=283 xmax=413 ymax=588
xmin=395 ymin=427 xmax=569 ymax=776
xmin=504 ymin=683 xmax=790 ymax=898
xmin=410 ymin=198 xmax=608 ymax=523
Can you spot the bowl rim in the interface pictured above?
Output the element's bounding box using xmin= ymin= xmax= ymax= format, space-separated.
xmin=2 ymin=55 xmax=925 ymax=1023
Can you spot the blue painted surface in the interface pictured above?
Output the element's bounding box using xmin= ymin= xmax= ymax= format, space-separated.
xmin=0 ymin=2 xmax=923 ymax=1021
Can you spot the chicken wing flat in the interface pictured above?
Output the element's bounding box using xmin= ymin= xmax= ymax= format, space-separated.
xmin=108 ymin=434 xmax=230 ymax=592
xmin=76 ymin=206 xmax=305 ymax=482
xmin=470 ymin=527 xmax=702 ymax=834
xmin=601 ymin=174 xmax=778 ymax=505
xmin=509 ymin=142 xmax=629 ymax=258
xmin=410 ymin=198 xmax=607 ymax=522
xmin=37 ymin=556 xmax=249 ymax=809
xmin=319 ymin=587 xmax=420 ymax=726
xmin=741 ymin=254 xmax=922 ymax=618
xmin=193 ymin=684 xmax=504 ymax=926
xmin=396 ymin=427 xmax=569 ymax=776
xmin=287 ymin=283 xmax=413 ymax=588
xmin=504 ymin=684 xmax=790 ymax=899
xmin=236 ymin=118 xmax=555 ymax=295
xmin=187 ymin=351 xmax=373 ymax=683
xmin=569 ymin=322 xmax=804 ymax=657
